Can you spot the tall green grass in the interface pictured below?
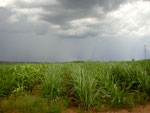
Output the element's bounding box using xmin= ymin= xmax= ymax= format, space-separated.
xmin=1 ymin=61 xmax=150 ymax=112
xmin=0 ymin=64 xmax=46 ymax=97
xmin=71 ymin=65 xmax=100 ymax=108
xmin=42 ymin=65 xmax=65 ymax=100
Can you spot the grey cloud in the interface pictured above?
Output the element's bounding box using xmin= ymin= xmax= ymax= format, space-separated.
xmin=0 ymin=7 xmax=11 ymax=21
xmin=97 ymin=0 xmax=127 ymax=11
xmin=57 ymin=0 xmax=97 ymax=9
xmin=58 ymin=0 xmax=127 ymax=11
xmin=41 ymin=0 xmax=128 ymax=25
xmin=58 ymin=31 xmax=99 ymax=39
xmin=38 ymin=0 xmax=130 ymax=39
xmin=0 ymin=7 xmax=13 ymax=30
xmin=0 ymin=0 xmax=150 ymax=62
xmin=0 ymin=33 xmax=147 ymax=62
xmin=5 ymin=0 xmax=130 ymax=39
xmin=0 ymin=7 xmax=49 ymax=35
xmin=41 ymin=9 xmax=95 ymax=27
xmin=14 ymin=0 xmax=128 ymax=26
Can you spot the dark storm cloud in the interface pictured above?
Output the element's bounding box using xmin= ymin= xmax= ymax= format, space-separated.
xmin=14 ymin=0 xmax=128 ymax=27
xmin=14 ymin=1 xmax=96 ymax=26
xmin=40 ymin=0 xmax=128 ymax=26
xmin=41 ymin=9 xmax=94 ymax=27
xmin=58 ymin=0 xmax=127 ymax=11
xmin=31 ymin=0 xmax=128 ymax=40
xmin=0 ymin=0 xmax=150 ymax=62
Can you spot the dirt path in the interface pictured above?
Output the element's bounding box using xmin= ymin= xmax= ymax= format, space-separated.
xmin=63 ymin=104 xmax=150 ymax=113
xmin=114 ymin=104 xmax=150 ymax=113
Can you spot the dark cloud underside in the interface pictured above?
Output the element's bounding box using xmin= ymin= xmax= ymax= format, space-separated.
xmin=0 ymin=0 xmax=150 ymax=62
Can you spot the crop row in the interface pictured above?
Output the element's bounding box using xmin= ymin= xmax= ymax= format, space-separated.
xmin=0 ymin=61 xmax=150 ymax=111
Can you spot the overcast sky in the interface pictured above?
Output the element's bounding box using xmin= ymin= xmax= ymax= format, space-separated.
xmin=0 ymin=0 xmax=150 ymax=62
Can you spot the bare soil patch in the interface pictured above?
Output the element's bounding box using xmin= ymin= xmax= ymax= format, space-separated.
xmin=63 ymin=104 xmax=150 ymax=113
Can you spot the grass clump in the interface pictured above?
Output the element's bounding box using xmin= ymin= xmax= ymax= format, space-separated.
xmin=71 ymin=65 xmax=100 ymax=108
xmin=0 ymin=94 xmax=50 ymax=113
xmin=42 ymin=65 xmax=65 ymax=100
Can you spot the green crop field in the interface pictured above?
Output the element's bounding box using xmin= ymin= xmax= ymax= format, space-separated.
xmin=0 ymin=60 xmax=150 ymax=113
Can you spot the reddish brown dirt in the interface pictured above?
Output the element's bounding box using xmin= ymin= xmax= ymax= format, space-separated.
xmin=115 ymin=104 xmax=150 ymax=113
xmin=63 ymin=104 xmax=150 ymax=113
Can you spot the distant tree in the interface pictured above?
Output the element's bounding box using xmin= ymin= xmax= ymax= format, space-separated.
xmin=132 ymin=58 xmax=135 ymax=62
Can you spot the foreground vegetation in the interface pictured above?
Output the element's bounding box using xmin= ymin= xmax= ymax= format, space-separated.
xmin=0 ymin=60 xmax=150 ymax=113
